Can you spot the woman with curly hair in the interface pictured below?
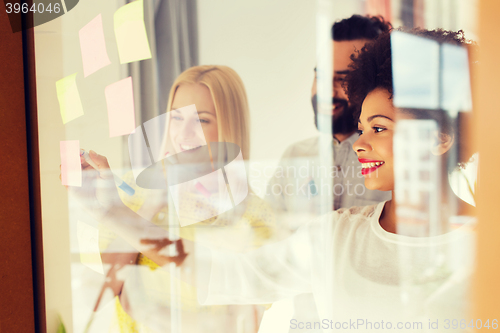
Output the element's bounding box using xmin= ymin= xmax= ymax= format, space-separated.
xmin=194 ymin=29 xmax=476 ymax=332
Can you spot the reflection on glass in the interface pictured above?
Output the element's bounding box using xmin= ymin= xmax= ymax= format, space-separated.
xmin=391 ymin=29 xmax=477 ymax=325
xmin=394 ymin=119 xmax=442 ymax=237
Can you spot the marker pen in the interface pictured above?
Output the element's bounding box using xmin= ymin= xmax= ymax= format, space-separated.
xmin=80 ymin=149 xmax=135 ymax=196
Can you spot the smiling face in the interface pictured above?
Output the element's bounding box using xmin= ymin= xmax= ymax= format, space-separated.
xmin=168 ymin=83 xmax=219 ymax=154
xmin=353 ymin=88 xmax=406 ymax=192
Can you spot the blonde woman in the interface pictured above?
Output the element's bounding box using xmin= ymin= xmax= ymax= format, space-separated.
xmin=67 ymin=65 xmax=275 ymax=332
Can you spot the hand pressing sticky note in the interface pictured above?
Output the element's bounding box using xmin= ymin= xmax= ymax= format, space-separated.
xmin=60 ymin=140 xmax=82 ymax=187
xmin=105 ymin=77 xmax=136 ymax=137
xmin=77 ymin=220 xmax=104 ymax=274
xmin=56 ymin=73 xmax=84 ymax=124
xmin=79 ymin=14 xmax=111 ymax=77
xmin=114 ymin=0 xmax=152 ymax=64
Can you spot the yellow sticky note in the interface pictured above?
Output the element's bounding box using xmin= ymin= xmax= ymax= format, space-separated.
xmin=56 ymin=73 xmax=84 ymax=124
xmin=114 ymin=0 xmax=152 ymax=64
xmin=77 ymin=220 xmax=104 ymax=274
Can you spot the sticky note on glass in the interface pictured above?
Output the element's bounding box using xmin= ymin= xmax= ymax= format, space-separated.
xmin=391 ymin=31 xmax=440 ymax=109
xmin=60 ymin=140 xmax=82 ymax=187
xmin=114 ymin=0 xmax=152 ymax=64
xmin=79 ymin=14 xmax=111 ymax=77
xmin=441 ymin=43 xmax=473 ymax=113
xmin=56 ymin=73 xmax=84 ymax=124
xmin=77 ymin=220 xmax=104 ymax=274
xmin=105 ymin=77 xmax=136 ymax=137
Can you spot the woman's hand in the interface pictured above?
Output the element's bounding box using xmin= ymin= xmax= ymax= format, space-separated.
xmin=60 ymin=150 xmax=126 ymax=221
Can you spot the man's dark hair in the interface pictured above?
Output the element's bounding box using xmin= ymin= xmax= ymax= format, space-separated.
xmin=332 ymin=15 xmax=391 ymax=41
xmin=312 ymin=15 xmax=392 ymax=136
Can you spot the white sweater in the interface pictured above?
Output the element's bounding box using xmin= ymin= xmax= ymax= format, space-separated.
xmin=198 ymin=202 xmax=475 ymax=332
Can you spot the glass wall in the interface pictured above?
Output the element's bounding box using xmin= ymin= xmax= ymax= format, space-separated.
xmin=34 ymin=0 xmax=478 ymax=332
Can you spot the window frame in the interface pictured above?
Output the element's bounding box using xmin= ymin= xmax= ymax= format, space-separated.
xmin=0 ymin=6 xmax=46 ymax=333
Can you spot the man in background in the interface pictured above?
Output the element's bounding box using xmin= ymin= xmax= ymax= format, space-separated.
xmin=266 ymin=15 xmax=392 ymax=231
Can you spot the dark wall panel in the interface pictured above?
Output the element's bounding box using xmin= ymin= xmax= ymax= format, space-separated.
xmin=0 ymin=6 xmax=36 ymax=333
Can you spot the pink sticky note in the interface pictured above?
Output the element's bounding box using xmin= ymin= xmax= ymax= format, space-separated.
xmin=105 ymin=77 xmax=136 ymax=137
xmin=79 ymin=14 xmax=111 ymax=77
xmin=60 ymin=140 xmax=82 ymax=187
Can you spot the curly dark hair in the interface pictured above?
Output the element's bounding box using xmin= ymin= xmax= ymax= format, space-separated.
xmin=332 ymin=15 xmax=392 ymax=41
xmin=345 ymin=28 xmax=473 ymax=166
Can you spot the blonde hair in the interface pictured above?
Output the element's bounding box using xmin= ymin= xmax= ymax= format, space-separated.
xmin=164 ymin=65 xmax=250 ymax=159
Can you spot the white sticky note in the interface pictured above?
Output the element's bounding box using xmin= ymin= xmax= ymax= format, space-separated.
xmin=391 ymin=31 xmax=440 ymax=109
xmin=56 ymin=73 xmax=84 ymax=124
xmin=258 ymin=298 xmax=294 ymax=333
xmin=114 ymin=0 xmax=152 ymax=64
xmin=77 ymin=220 xmax=104 ymax=274
xmin=60 ymin=140 xmax=82 ymax=187
xmin=105 ymin=76 xmax=136 ymax=137
xmin=79 ymin=14 xmax=111 ymax=77
xmin=441 ymin=43 xmax=473 ymax=114
xmin=224 ymin=150 xmax=249 ymax=206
